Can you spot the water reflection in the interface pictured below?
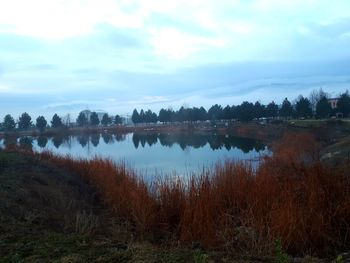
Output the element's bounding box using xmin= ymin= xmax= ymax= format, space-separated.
xmin=90 ymin=134 xmax=100 ymax=147
xmin=19 ymin=137 xmax=33 ymax=151
xmin=101 ymin=133 xmax=113 ymax=144
xmin=1 ymin=132 xmax=266 ymax=154
xmin=131 ymin=133 xmax=265 ymax=153
xmin=77 ymin=134 xmax=89 ymax=148
xmin=0 ymin=132 xmax=268 ymax=177
xmin=37 ymin=136 xmax=48 ymax=148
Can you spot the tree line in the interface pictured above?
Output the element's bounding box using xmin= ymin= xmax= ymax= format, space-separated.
xmin=132 ymin=90 xmax=350 ymax=123
xmin=1 ymin=89 xmax=350 ymax=132
xmin=0 ymin=111 xmax=123 ymax=132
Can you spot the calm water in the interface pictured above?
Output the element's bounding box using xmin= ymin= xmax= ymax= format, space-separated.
xmin=0 ymin=133 xmax=268 ymax=178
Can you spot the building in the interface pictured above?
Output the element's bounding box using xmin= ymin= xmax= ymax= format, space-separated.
xmin=328 ymin=98 xmax=339 ymax=109
xmin=81 ymin=110 xmax=108 ymax=122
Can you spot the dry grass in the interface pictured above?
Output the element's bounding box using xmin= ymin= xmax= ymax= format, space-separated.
xmin=31 ymin=132 xmax=350 ymax=257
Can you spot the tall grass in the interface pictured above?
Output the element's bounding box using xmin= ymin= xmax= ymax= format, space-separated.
xmin=35 ymin=132 xmax=350 ymax=257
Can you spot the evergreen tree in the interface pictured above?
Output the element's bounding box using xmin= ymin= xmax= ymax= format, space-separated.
xmin=337 ymin=91 xmax=350 ymax=117
xmin=238 ymin=101 xmax=255 ymax=122
xmin=101 ymin=113 xmax=112 ymax=126
xmin=114 ymin=115 xmax=123 ymax=125
xmin=266 ymin=101 xmax=279 ymax=118
xmin=158 ymin=109 xmax=168 ymax=123
xmin=279 ymin=98 xmax=293 ymax=119
xmin=131 ymin=109 xmax=140 ymax=124
xmin=77 ymin=112 xmax=88 ymax=127
xmin=295 ymin=96 xmax=312 ymax=118
xmin=208 ymin=104 xmax=223 ymax=120
xmin=316 ymin=96 xmax=332 ymax=118
xmin=18 ymin=112 xmax=32 ymax=130
xmin=254 ymin=101 xmax=265 ymax=120
xmin=36 ymin=116 xmax=47 ymax=132
xmin=51 ymin=114 xmax=63 ymax=128
xmin=3 ymin=114 xmax=16 ymax=131
xmin=90 ymin=112 xmax=100 ymax=126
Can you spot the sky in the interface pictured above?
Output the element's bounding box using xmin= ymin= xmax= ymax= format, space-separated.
xmin=1 ymin=0 xmax=350 ymax=119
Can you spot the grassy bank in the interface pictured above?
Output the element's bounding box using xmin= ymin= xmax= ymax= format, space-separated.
xmin=1 ymin=151 xmax=226 ymax=262
xmin=1 ymin=131 xmax=350 ymax=262
xmin=1 ymin=131 xmax=349 ymax=262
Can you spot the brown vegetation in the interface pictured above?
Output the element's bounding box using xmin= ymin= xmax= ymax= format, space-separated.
xmin=19 ymin=132 xmax=350 ymax=257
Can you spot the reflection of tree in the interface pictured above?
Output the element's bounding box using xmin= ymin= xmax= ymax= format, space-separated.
xmin=3 ymin=136 xmax=17 ymax=149
xmin=114 ymin=133 xmax=126 ymax=142
xmin=158 ymin=133 xmax=265 ymax=153
xmin=77 ymin=134 xmax=89 ymax=148
xmin=19 ymin=137 xmax=33 ymax=151
xmin=52 ymin=135 xmax=64 ymax=149
xmin=158 ymin=134 xmax=175 ymax=147
xmin=228 ymin=136 xmax=255 ymax=153
xmin=102 ymin=133 xmax=113 ymax=144
xmin=132 ymin=133 xmax=158 ymax=148
xmin=132 ymin=134 xmax=139 ymax=149
xmin=37 ymin=136 xmax=48 ymax=148
xmin=90 ymin=134 xmax=100 ymax=147
xmin=146 ymin=134 xmax=158 ymax=146
xmin=127 ymin=132 xmax=266 ymax=153
xmin=208 ymin=135 xmax=223 ymax=150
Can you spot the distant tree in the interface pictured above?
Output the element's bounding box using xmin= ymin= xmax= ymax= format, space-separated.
xmin=132 ymin=109 xmax=140 ymax=124
xmin=3 ymin=114 xmax=16 ymax=131
xmin=309 ymin=88 xmax=328 ymax=115
xmin=77 ymin=112 xmax=88 ymax=127
xmin=238 ymin=101 xmax=255 ymax=122
xmin=208 ymin=104 xmax=223 ymax=120
xmin=101 ymin=113 xmax=112 ymax=126
xmin=223 ymin=105 xmax=232 ymax=120
xmin=254 ymin=101 xmax=265 ymax=120
xmin=144 ymin=110 xmax=153 ymax=123
xmin=18 ymin=112 xmax=32 ymax=130
xmin=198 ymin=107 xmax=208 ymax=121
xmin=279 ymin=98 xmax=293 ymax=119
xmin=114 ymin=115 xmax=123 ymax=125
xmin=316 ymin=96 xmax=332 ymax=118
xmin=151 ymin=112 xmax=158 ymax=123
xmin=295 ymin=96 xmax=312 ymax=118
xmin=90 ymin=112 xmax=100 ymax=126
xmin=36 ymin=116 xmax=47 ymax=132
xmin=266 ymin=101 xmax=279 ymax=118
xmin=158 ymin=109 xmax=168 ymax=123
xmin=337 ymin=91 xmax=350 ymax=117
xmin=139 ymin=109 xmax=146 ymax=123
xmin=51 ymin=114 xmax=63 ymax=128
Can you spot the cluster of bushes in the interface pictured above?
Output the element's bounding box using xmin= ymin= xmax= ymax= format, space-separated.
xmin=34 ymin=132 xmax=350 ymax=257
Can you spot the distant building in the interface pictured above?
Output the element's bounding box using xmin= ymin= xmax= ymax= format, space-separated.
xmin=328 ymin=98 xmax=339 ymax=109
xmin=81 ymin=110 xmax=107 ymax=122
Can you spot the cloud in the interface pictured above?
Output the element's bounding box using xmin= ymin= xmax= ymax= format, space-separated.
xmin=0 ymin=0 xmax=350 ymax=116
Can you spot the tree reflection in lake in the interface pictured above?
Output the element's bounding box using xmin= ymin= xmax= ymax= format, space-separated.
xmin=101 ymin=133 xmax=113 ymax=144
xmin=114 ymin=133 xmax=126 ymax=142
xmin=37 ymin=136 xmax=48 ymax=148
xmin=3 ymin=136 xmax=17 ymax=149
xmin=90 ymin=134 xmax=100 ymax=147
xmin=51 ymin=134 xmax=70 ymax=149
xmin=77 ymin=134 xmax=89 ymax=148
xmin=19 ymin=137 xmax=33 ymax=151
xmin=132 ymin=133 xmax=265 ymax=153
xmin=3 ymin=132 xmax=268 ymax=177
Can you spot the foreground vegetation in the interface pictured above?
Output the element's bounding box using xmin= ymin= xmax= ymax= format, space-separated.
xmin=1 ymin=131 xmax=349 ymax=262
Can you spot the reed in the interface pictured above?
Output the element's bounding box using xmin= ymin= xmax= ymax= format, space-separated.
xmin=33 ymin=132 xmax=350 ymax=257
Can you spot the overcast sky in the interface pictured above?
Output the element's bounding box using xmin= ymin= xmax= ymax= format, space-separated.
xmin=1 ymin=0 xmax=350 ymax=119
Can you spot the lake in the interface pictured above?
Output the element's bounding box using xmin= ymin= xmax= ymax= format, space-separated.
xmin=0 ymin=133 xmax=268 ymax=178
